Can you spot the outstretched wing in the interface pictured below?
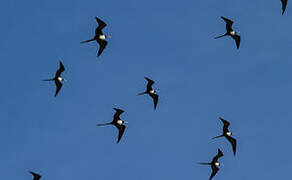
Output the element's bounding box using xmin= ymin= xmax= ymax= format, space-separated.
xmin=221 ymin=16 xmax=233 ymax=32
xmin=54 ymin=80 xmax=63 ymax=97
xmin=113 ymin=108 xmax=124 ymax=122
xmin=210 ymin=166 xmax=219 ymax=180
xmin=29 ymin=171 xmax=41 ymax=180
xmin=95 ymin=17 xmax=107 ymax=35
xmin=281 ymin=0 xmax=288 ymax=15
xmin=219 ymin=117 xmax=230 ymax=132
xmin=212 ymin=148 xmax=224 ymax=163
xmin=150 ymin=93 xmax=159 ymax=110
xmin=226 ymin=136 xmax=237 ymax=156
xmin=96 ymin=39 xmax=108 ymax=57
xmin=116 ymin=124 xmax=126 ymax=144
xmin=232 ymin=35 xmax=241 ymax=49
xmin=55 ymin=61 xmax=65 ymax=77
xmin=145 ymin=77 xmax=155 ymax=91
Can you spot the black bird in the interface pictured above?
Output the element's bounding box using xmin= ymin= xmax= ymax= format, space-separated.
xmin=215 ymin=16 xmax=241 ymax=49
xmin=29 ymin=171 xmax=41 ymax=180
xmin=81 ymin=17 xmax=109 ymax=57
xmin=213 ymin=117 xmax=237 ymax=156
xmin=138 ymin=77 xmax=159 ymax=110
xmin=199 ymin=149 xmax=224 ymax=180
xmin=281 ymin=0 xmax=288 ymax=15
xmin=96 ymin=108 xmax=127 ymax=144
xmin=43 ymin=61 xmax=66 ymax=97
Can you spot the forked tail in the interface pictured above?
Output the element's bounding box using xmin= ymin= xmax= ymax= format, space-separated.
xmin=96 ymin=122 xmax=112 ymax=126
xmin=215 ymin=34 xmax=227 ymax=39
xmin=212 ymin=135 xmax=224 ymax=139
xmin=137 ymin=92 xmax=147 ymax=96
xmin=80 ymin=38 xmax=95 ymax=44
xmin=43 ymin=78 xmax=54 ymax=81
xmin=199 ymin=163 xmax=211 ymax=165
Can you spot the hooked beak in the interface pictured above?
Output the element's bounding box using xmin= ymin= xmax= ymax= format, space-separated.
xmin=123 ymin=121 xmax=128 ymax=124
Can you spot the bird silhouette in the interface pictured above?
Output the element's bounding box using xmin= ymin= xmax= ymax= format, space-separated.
xmin=29 ymin=171 xmax=41 ymax=180
xmin=212 ymin=117 xmax=237 ymax=156
xmin=138 ymin=77 xmax=159 ymax=110
xmin=81 ymin=17 xmax=109 ymax=57
xmin=96 ymin=108 xmax=127 ymax=143
xmin=43 ymin=61 xmax=66 ymax=97
xmin=199 ymin=149 xmax=224 ymax=180
xmin=215 ymin=16 xmax=241 ymax=49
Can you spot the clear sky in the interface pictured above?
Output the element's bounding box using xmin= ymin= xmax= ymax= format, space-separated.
xmin=0 ymin=0 xmax=292 ymax=180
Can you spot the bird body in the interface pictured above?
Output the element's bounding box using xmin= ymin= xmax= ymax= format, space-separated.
xmin=138 ymin=77 xmax=159 ymax=110
xmin=81 ymin=17 xmax=109 ymax=57
xmin=213 ymin=117 xmax=237 ymax=156
xmin=199 ymin=149 xmax=224 ymax=180
xmin=43 ymin=61 xmax=66 ymax=97
xmin=216 ymin=16 xmax=241 ymax=49
xmin=96 ymin=108 xmax=127 ymax=143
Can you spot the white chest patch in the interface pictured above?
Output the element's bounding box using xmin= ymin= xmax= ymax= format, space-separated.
xmin=230 ymin=31 xmax=236 ymax=36
xmin=117 ymin=120 xmax=123 ymax=125
xmin=226 ymin=132 xmax=232 ymax=136
xmin=99 ymin=35 xmax=106 ymax=40
xmin=150 ymin=90 xmax=155 ymax=94
xmin=215 ymin=162 xmax=220 ymax=167
xmin=58 ymin=77 xmax=63 ymax=82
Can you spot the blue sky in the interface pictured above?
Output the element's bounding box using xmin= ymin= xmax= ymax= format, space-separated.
xmin=1 ymin=0 xmax=292 ymax=180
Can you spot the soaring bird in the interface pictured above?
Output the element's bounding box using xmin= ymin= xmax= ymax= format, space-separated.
xmin=81 ymin=17 xmax=109 ymax=57
xmin=215 ymin=16 xmax=241 ymax=49
xmin=199 ymin=149 xmax=224 ymax=180
xmin=29 ymin=171 xmax=41 ymax=180
xmin=138 ymin=77 xmax=159 ymax=110
xmin=96 ymin=108 xmax=127 ymax=144
xmin=281 ymin=0 xmax=288 ymax=15
xmin=43 ymin=61 xmax=66 ymax=97
xmin=213 ymin=117 xmax=237 ymax=156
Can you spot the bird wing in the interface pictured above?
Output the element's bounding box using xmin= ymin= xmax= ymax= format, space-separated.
xmin=145 ymin=77 xmax=155 ymax=91
xmin=226 ymin=136 xmax=237 ymax=156
xmin=221 ymin=16 xmax=233 ymax=32
xmin=281 ymin=0 xmax=288 ymax=15
xmin=116 ymin=124 xmax=126 ymax=144
xmin=95 ymin=17 xmax=107 ymax=34
xmin=219 ymin=117 xmax=230 ymax=132
xmin=232 ymin=35 xmax=241 ymax=49
xmin=29 ymin=171 xmax=41 ymax=180
xmin=113 ymin=108 xmax=124 ymax=122
xmin=210 ymin=166 xmax=219 ymax=180
xmin=213 ymin=148 xmax=224 ymax=162
xmin=54 ymin=80 xmax=63 ymax=97
xmin=150 ymin=93 xmax=159 ymax=110
xmin=96 ymin=39 xmax=107 ymax=57
xmin=55 ymin=61 xmax=65 ymax=77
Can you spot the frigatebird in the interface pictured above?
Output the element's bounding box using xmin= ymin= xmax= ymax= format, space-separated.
xmin=96 ymin=108 xmax=127 ymax=144
xmin=43 ymin=61 xmax=66 ymax=97
xmin=199 ymin=149 xmax=224 ymax=180
xmin=138 ymin=77 xmax=159 ymax=110
xmin=29 ymin=171 xmax=41 ymax=180
xmin=81 ymin=17 xmax=109 ymax=57
xmin=213 ymin=117 xmax=237 ymax=156
xmin=281 ymin=0 xmax=288 ymax=15
xmin=215 ymin=16 xmax=241 ymax=49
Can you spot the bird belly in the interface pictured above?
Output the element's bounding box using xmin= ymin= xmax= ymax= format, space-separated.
xmin=99 ymin=35 xmax=106 ymax=40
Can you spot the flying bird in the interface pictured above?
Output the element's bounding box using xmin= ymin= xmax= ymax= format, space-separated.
xmin=213 ymin=117 xmax=237 ymax=156
xmin=281 ymin=0 xmax=288 ymax=15
xmin=81 ymin=17 xmax=109 ymax=57
xmin=199 ymin=149 xmax=224 ymax=180
xmin=138 ymin=77 xmax=159 ymax=110
xmin=43 ymin=61 xmax=66 ymax=97
xmin=29 ymin=171 xmax=41 ymax=180
xmin=215 ymin=16 xmax=241 ymax=49
xmin=96 ymin=108 xmax=127 ymax=144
